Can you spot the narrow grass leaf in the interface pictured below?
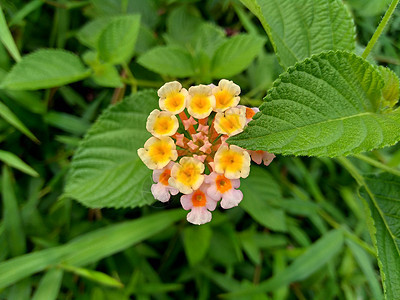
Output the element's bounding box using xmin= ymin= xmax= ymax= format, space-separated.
xmin=0 ymin=101 xmax=39 ymax=142
xmin=1 ymin=166 xmax=26 ymax=256
xmin=31 ymin=268 xmax=63 ymax=300
xmin=223 ymin=229 xmax=344 ymax=297
xmin=183 ymin=225 xmax=212 ymax=266
xmin=0 ymin=150 xmax=39 ymax=177
xmin=60 ymin=264 xmax=123 ymax=288
xmin=0 ymin=210 xmax=184 ymax=289
xmin=0 ymin=6 xmax=21 ymax=62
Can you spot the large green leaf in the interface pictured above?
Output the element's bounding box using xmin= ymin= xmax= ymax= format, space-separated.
xmin=211 ymin=34 xmax=265 ymax=78
xmin=241 ymin=167 xmax=287 ymax=231
xmin=137 ymin=46 xmax=196 ymax=77
xmin=0 ymin=49 xmax=91 ymax=90
xmin=0 ymin=210 xmax=184 ymax=289
xmin=64 ymin=90 xmax=157 ymax=208
xmin=229 ymin=51 xmax=400 ymax=157
xmin=359 ymin=173 xmax=400 ymax=299
xmin=97 ymin=15 xmax=141 ymax=64
xmin=240 ymin=0 xmax=355 ymax=69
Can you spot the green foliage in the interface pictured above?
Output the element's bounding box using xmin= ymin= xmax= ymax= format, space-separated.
xmin=64 ymin=90 xmax=158 ymax=208
xmin=229 ymin=51 xmax=400 ymax=157
xmin=241 ymin=167 xmax=287 ymax=231
xmin=0 ymin=150 xmax=38 ymax=177
xmin=379 ymin=66 xmax=400 ymax=108
xmin=360 ymin=173 xmax=400 ymax=299
xmin=138 ymin=46 xmax=196 ymax=77
xmin=97 ymin=15 xmax=141 ymax=64
xmin=183 ymin=225 xmax=212 ymax=266
xmin=240 ymin=0 xmax=356 ymax=69
xmin=211 ymin=34 xmax=266 ymax=78
xmin=31 ymin=269 xmax=63 ymax=300
xmin=0 ymin=5 xmax=21 ymax=62
xmin=0 ymin=210 xmax=185 ymax=289
xmin=0 ymin=49 xmax=91 ymax=90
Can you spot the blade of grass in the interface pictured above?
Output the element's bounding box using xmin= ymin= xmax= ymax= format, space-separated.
xmin=0 ymin=150 xmax=39 ymax=177
xmin=0 ymin=5 xmax=21 ymax=62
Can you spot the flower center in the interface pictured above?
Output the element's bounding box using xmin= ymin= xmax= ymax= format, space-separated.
xmin=154 ymin=116 xmax=175 ymax=135
xmin=216 ymin=175 xmax=232 ymax=193
xmin=215 ymin=90 xmax=233 ymax=109
xmin=165 ymin=93 xmax=184 ymax=111
xmin=148 ymin=141 xmax=171 ymax=162
xmin=246 ymin=107 xmax=256 ymax=119
xmin=159 ymin=169 xmax=171 ymax=185
xmin=191 ymin=190 xmax=207 ymax=207
xmin=191 ymin=95 xmax=211 ymax=114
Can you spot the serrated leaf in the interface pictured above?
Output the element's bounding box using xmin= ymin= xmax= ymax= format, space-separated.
xmin=359 ymin=173 xmax=400 ymax=299
xmin=0 ymin=49 xmax=91 ymax=90
xmin=138 ymin=46 xmax=196 ymax=77
xmin=378 ymin=66 xmax=399 ymax=108
xmin=229 ymin=51 xmax=400 ymax=157
xmin=240 ymin=0 xmax=355 ymax=69
xmin=97 ymin=15 xmax=141 ymax=64
xmin=241 ymin=167 xmax=287 ymax=231
xmin=211 ymin=34 xmax=265 ymax=78
xmin=64 ymin=90 xmax=158 ymax=208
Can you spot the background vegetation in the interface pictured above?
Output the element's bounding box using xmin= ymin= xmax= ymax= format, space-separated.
xmin=0 ymin=0 xmax=399 ymax=299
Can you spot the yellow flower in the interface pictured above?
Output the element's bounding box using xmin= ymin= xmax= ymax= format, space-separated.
xmin=158 ymin=81 xmax=188 ymax=114
xmin=146 ymin=109 xmax=179 ymax=138
xmin=138 ymin=136 xmax=178 ymax=170
xmin=169 ymin=157 xmax=205 ymax=194
xmin=214 ymin=106 xmax=246 ymax=136
xmin=212 ymin=79 xmax=240 ymax=112
xmin=214 ymin=145 xmax=250 ymax=179
xmin=187 ymin=85 xmax=216 ymax=119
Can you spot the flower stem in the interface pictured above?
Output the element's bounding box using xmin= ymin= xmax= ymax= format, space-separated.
xmin=362 ymin=0 xmax=400 ymax=59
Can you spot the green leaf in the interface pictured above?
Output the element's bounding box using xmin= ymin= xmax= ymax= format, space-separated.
xmin=347 ymin=0 xmax=392 ymax=16
xmin=31 ymin=268 xmax=64 ymax=300
xmin=0 ymin=101 xmax=39 ymax=142
xmin=0 ymin=150 xmax=39 ymax=177
xmin=77 ymin=17 xmax=113 ymax=49
xmin=0 ymin=209 xmax=184 ymax=290
xmin=211 ymin=34 xmax=265 ymax=78
xmin=183 ymin=225 xmax=212 ymax=266
xmin=64 ymin=90 xmax=158 ymax=208
xmin=229 ymin=51 xmax=400 ymax=157
xmin=224 ymin=229 xmax=344 ymax=298
xmin=240 ymin=0 xmax=355 ymax=69
xmin=137 ymin=46 xmax=196 ymax=77
xmin=60 ymin=264 xmax=123 ymax=288
xmin=1 ymin=49 xmax=91 ymax=90
xmin=97 ymin=15 xmax=141 ymax=64
xmin=0 ymin=6 xmax=21 ymax=62
xmin=240 ymin=167 xmax=287 ymax=231
xmin=359 ymin=173 xmax=400 ymax=299
xmin=1 ymin=166 xmax=26 ymax=257
xmin=346 ymin=238 xmax=383 ymax=300
xmin=378 ymin=66 xmax=400 ymax=108
xmin=44 ymin=111 xmax=90 ymax=135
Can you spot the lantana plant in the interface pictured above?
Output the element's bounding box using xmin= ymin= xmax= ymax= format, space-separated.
xmin=138 ymin=80 xmax=275 ymax=225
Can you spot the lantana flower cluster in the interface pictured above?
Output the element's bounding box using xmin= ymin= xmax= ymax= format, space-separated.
xmin=138 ymin=80 xmax=275 ymax=225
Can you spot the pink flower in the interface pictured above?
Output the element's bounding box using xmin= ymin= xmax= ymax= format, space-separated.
xmin=151 ymin=162 xmax=179 ymax=202
xmin=248 ymin=151 xmax=275 ymax=166
xmin=180 ymin=183 xmax=218 ymax=225
xmin=205 ymin=172 xmax=243 ymax=209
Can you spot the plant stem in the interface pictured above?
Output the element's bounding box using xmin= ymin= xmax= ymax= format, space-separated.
xmin=362 ymin=0 xmax=400 ymax=59
xmin=353 ymin=153 xmax=400 ymax=177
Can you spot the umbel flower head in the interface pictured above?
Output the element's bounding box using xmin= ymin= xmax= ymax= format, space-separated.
xmin=138 ymin=80 xmax=275 ymax=225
